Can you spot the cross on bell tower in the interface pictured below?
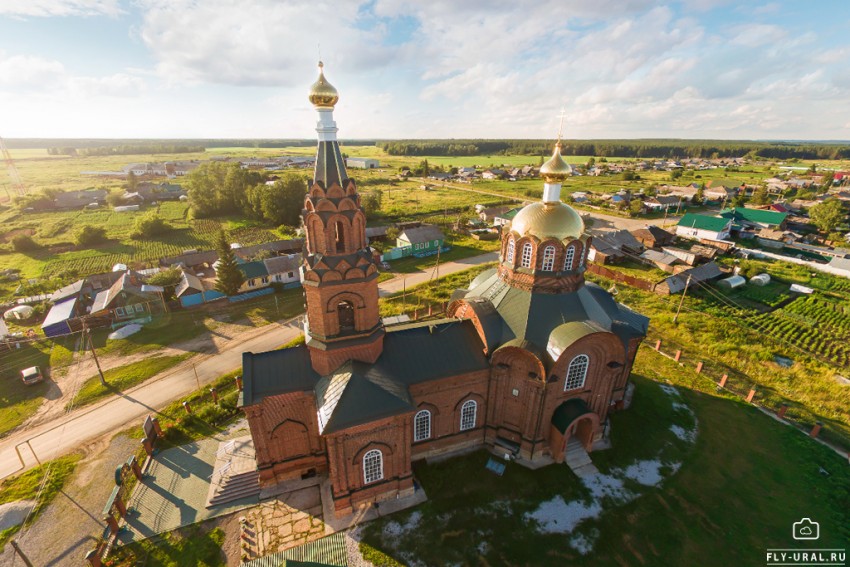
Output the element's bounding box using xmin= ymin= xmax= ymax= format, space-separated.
xmin=301 ymin=62 xmax=384 ymax=375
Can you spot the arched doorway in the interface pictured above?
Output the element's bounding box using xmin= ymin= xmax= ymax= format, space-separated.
xmin=550 ymin=399 xmax=600 ymax=462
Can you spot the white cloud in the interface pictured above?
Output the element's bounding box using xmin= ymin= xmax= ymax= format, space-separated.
xmin=0 ymin=52 xmax=66 ymax=89
xmin=0 ymin=0 xmax=122 ymax=17
xmin=137 ymin=0 xmax=391 ymax=87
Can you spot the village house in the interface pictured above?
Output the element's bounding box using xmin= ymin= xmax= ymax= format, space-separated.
xmin=642 ymin=194 xmax=682 ymax=212
xmin=89 ymin=271 xmax=165 ymax=323
xmin=639 ymin=249 xmax=681 ymax=273
xmin=587 ymin=229 xmax=644 ymax=264
xmin=719 ymin=207 xmax=788 ymax=230
xmin=630 ymin=225 xmax=675 ymax=248
xmin=239 ymin=65 xmax=649 ymax=519
xmin=53 ymin=189 xmax=108 ymax=210
xmin=656 ymin=261 xmax=724 ymax=295
xmin=263 ymin=254 xmax=302 ymax=285
xmin=676 ymin=214 xmax=733 ymax=242
xmin=396 ymin=225 xmax=446 ymax=254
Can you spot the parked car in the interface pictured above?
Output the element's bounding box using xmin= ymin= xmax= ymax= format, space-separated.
xmin=21 ymin=366 xmax=44 ymax=385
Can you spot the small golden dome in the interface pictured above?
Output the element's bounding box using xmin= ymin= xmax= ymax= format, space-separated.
xmin=510 ymin=201 xmax=584 ymax=241
xmin=308 ymin=61 xmax=339 ymax=108
xmin=539 ymin=142 xmax=572 ymax=183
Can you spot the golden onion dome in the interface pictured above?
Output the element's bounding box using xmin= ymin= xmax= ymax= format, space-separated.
xmin=510 ymin=201 xmax=584 ymax=241
xmin=539 ymin=142 xmax=572 ymax=183
xmin=308 ymin=61 xmax=339 ymax=108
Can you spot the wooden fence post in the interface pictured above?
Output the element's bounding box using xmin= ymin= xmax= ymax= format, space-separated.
xmin=719 ymin=374 xmax=728 ymax=388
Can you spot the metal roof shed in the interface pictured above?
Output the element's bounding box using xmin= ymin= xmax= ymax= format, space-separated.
xmin=41 ymin=297 xmax=78 ymax=338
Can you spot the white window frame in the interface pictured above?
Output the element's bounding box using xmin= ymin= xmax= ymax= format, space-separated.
xmin=506 ymin=238 xmax=515 ymax=263
xmin=520 ymin=243 xmax=533 ymax=268
xmin=134 ymin=303 xmax=144 ymax=313
xmin=414 ymin=410 xmax=431 ymax=442
xmin=564 ymin=245 xmax=576 ymax=271
xmin=248 ymin=279 xmax=255 ymax=287
xmin=261 ymin=276 xmax=269 ymax=284
xmin=564 ymin=354 xmax=590 ymax=391
xmin=363 ymin=449 xmax=383 ymax=484
xmin=115 ymin=307 xmax=125 ymax=316
xmin=541 ymin=245 xmax=556 ymax=271
xmin=460 ymin=400 xmax=477 ymax=431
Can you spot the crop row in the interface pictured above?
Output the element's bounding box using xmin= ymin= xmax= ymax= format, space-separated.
xmin=782 ymin=297 xmax=850 ymax=332
xmin=749 ymin=311 xmax=850 ymax=368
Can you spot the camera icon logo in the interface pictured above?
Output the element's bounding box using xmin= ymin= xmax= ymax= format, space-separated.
xmin=792 ymin=518 xmax=819 ymax=540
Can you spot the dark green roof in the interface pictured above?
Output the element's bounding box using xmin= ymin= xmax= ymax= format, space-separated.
xmin=241 ymin=320 xmax=490 ymax=411
xmin=546 ymin=320 xmax=607 ymax=362
xmin=316 ymin=361 xmax=414 ymax=434
xmin=458 ymin=270 xmax=648 ymax=363
xmin=676 ymin=213 xmax=731 ymax=232
xmin=240 ymin=260 xmax=269 ymax=279
xmin=551 ymin=399 xmax=591 ymax=433
xmin=719 ymin=207 xmax=787 ymax=226
xmin=240 ymin=346 xmax=320 ymax=407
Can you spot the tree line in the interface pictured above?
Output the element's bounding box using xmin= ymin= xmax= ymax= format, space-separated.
xmin=379 ymin=139 xmax=850 ymax=160
xmin=47 ymin=144 xmax=205 ymax=156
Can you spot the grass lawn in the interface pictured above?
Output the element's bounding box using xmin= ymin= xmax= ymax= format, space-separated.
xmin=379 ymin=262 xmax=496 ymax=317
xmin=0 ymin=454 xmax=81 ymax=550
xmin=68 ymin=354 xmax=191 ymax=409
xmin=0 ymin=335 xmax=78 ymax=437
xmin=361 ymin=368 xmax=850 ymax=566
xmin=103 ymin=522 xmax=225 ymax=567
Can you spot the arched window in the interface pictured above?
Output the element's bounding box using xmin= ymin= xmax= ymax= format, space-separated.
xmin=520 ymin=243 xmax=533 ymax=268
xmin=414 ymin=410 xmax=431 ymax=442
xmin=564 ymin=354 xmax=590 ymax=391
xmin=541 ymin=245 xmax=556 ymax=271
xmin=460 ymin=400 xmax=477 ymax=431
xmin=334 ymin=220 xmax=346 ymax=253
xmin=506 ymin=238 xmax=515 ymax=263
xmin=564 ymin=245 xmax=576 ymax=271
xmin=337 ymin=300 xmax=355 ymax=333
xmin=363 ymin=449 xmax=383 ymax=484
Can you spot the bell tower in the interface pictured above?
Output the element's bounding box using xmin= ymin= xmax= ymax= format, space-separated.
xmin=301 ymin=62 xmax=384 ymax=375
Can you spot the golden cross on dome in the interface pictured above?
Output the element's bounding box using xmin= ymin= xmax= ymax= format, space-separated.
xmin=556 ymin=107 xmax=567 ymax=142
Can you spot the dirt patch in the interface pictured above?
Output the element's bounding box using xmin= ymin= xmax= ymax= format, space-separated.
xmin=0 ymin=228 xmax=35 ymax=243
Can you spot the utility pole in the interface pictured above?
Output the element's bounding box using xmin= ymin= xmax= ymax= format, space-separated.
xmin=192 ymin=363 xmax=201 ymax=390
xmin=84 ymin=322 xmax=106 ymax=386
xmin=673 ymin=274 xmax=692 ymax=324
xmin=10 ymin=540 xmax=34 ymax=567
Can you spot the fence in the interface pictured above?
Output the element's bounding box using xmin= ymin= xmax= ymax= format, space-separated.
xmin=585 ymin=262 xmax=657 ymax=292
xmin=646 ymin=334 xmax=850 ymax=457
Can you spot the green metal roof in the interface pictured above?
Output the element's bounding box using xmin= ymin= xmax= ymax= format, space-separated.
xmin=551 ymin=398 xmax=591 ymax=433
xmin=241 ymin=320 xmax=490 ymax=411
xmin=459 ymin=270 xmax=648 ymax=364
xmin=241 ymin=531 xmax=348 ymax=567
xmin=676 ymin=213 xmax=731 ymax=232
xmin=316 ymin=361 xmax=414 ymax=434
xmin=546 ymin=320 xmax=607 ymax=362
xmin=240 ymin=260 xmax=270 ymax=279
xmin=719 ymin=207 xmax=788 ymax=226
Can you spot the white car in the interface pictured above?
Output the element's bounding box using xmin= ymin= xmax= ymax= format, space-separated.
xmin=21 ymin=366 xmax=44 ymax=385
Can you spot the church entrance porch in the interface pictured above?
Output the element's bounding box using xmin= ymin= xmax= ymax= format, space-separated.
xmin=548 ymin=399 xmax=601 ymax=464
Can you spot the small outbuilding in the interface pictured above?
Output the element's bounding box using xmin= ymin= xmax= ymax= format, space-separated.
xmin=4 ymin=305 xmax=35 ymax=321
xmin=718 ymin=275 xmax=746 ymax=289
xmin=749 ymin=273 xmax=771 ymax=286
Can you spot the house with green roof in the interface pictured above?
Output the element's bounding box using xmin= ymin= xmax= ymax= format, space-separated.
xmin=238 ymin=260 xmax=270 ymax=292
xmin=675 ymin=213 xmax=733 ymax=241
xmin=719 ymin=207 xmax=788 ymax=229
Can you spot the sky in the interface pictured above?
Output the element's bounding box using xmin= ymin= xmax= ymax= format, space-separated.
xmin=0 ymin=0 xmax=849 ymax=140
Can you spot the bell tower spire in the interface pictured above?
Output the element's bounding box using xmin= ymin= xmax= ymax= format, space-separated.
xmin=301 ymin=62 xmax=384 ymax=375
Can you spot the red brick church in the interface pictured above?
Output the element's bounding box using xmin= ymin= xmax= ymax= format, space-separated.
xmin=239 ymin=63 xmax=649 ymax=518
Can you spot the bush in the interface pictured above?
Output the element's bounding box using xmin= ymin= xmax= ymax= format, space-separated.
xmin=74 ymin=224 xmax=108 ymax=246
xmin=11 ymin=234 xmax=40 ymax=252
xmin=146 ymin=267 xmax=182 ymax=287
xmin=131 ymin=212 xmax=171 ymax=239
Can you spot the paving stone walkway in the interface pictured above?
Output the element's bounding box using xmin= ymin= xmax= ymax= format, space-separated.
xmin=241 ymin=484 xmax=327 ymax=561
xmin=118 ymin=423 xmax=257 ymax=544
